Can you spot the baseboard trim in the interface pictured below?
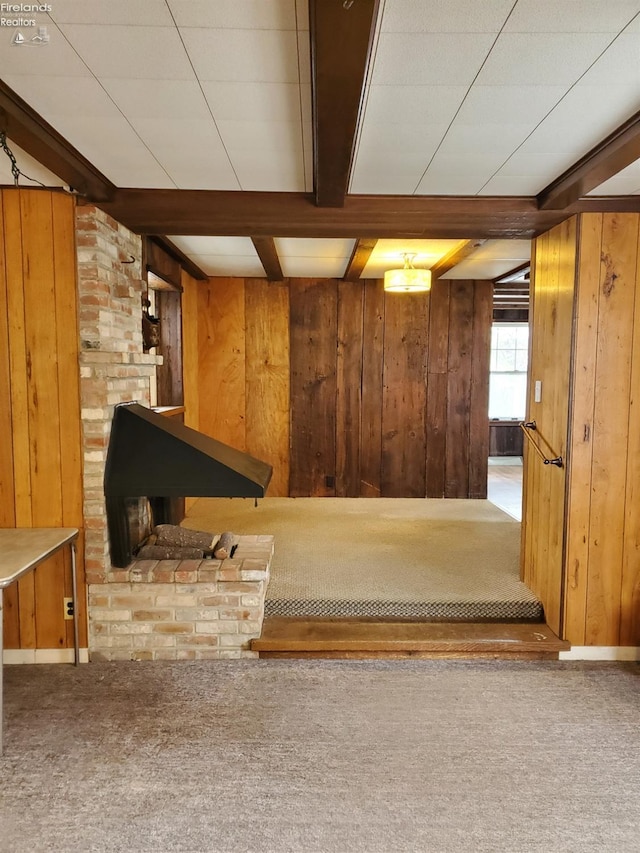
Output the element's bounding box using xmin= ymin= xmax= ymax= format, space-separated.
xmin=559 ymin=646 xmax=640 ymax=661
xmin=3 ymin=648 xmax=90 ymax=664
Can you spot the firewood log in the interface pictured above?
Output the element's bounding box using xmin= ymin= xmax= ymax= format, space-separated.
xmin=213 ymin=531 xmax=235 ymax=560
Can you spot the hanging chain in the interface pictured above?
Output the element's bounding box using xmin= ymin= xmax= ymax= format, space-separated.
xmin=0 ymin=131 xmax=21 ymax=185
xmin=0 ymin=130 xmax=47 ymax=188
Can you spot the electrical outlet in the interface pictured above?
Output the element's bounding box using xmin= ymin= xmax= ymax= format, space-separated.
xmin=63 ymin=597 xmax=74 ymax=621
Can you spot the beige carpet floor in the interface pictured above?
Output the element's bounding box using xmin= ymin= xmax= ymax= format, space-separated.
xmin=3 ymin=660 xmax=640 ymax=852
xmin=184 ymin=498 xmax=542 ymax=620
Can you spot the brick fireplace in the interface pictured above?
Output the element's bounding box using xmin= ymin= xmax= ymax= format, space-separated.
xmin=76 ymin=206 xmax=271 ymax=660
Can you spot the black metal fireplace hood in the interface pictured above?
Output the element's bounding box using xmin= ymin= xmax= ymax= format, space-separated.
xmin=104 ymin=403 xmax=272 ymax=566
xmin=104 ymin=402 xmax=272 ymax=498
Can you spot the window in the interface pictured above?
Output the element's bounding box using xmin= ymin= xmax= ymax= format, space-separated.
xmin=489 ymin=323 xmax=529 ymax=419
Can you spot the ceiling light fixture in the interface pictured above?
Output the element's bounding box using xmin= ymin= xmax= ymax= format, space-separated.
xmin=384 ymin=253 xmax=431 ymax=293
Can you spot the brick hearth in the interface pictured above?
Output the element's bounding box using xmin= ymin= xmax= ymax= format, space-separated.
xmin=88 ymin=536 xmax=273 ymax=661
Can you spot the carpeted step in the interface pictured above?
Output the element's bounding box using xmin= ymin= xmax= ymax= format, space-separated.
xmin=252 ymin=618 xmax=570 ymax=660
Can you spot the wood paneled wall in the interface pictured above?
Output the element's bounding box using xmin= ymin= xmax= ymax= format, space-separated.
xmin=521 ymin=218 xmax=577 ymax=636
xmin=0 ymin=189 xmax=85 ymax=650
xmin=524 ymin=212 xmax=640 ymax=646
xmin=183 ymin=276 xmax=492 ymax=500
xmin=565 ymin=213 xmax=640 ymax=646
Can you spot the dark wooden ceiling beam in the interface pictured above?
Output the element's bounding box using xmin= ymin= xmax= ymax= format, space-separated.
xmin=0 ymin=80 xmax=115 ymax=201
xmin=95 ymin=189 xmax=640 ymax=240
xmin=429 ymin=238 xmax=487 ymax=280
xmin=311 ymin=0 xmax=381 ymax=207
xmin=538 ymin=109 xmax=640 ymax=210
xmin=251 ymin=237 xmax=283 ymax=280
xmin=343 ymin=237 xmax=377 ymax=280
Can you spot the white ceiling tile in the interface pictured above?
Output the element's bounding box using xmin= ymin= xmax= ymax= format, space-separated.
xmin=58 ymin=24 xmax=194 ymax=79
xmin=496 ymin=151 xmax=580 ymax=178
xmin=3 ymin=76 xmax=120 ymax=118
xmin=455 ymin=85 xmax=567 ymax=126
xmin=190 ymin=255 xmax=267 ymax=277
xmin=476 ymin=33 xmax=615 ymax=86
xmin=577 ymin=34 xmax=640 ymax=85
xmin=372 ymin=33 xmax=496 ymax=85
xmin=356 ymin=122 xmax=449 ymax=154
xmin=349 ymin=166 xmax=425 ymax=195
xmin=586 ymin=158 xmax=640 ymax=194
xmin=0 ymin=23 xmax=91 ymax=76
xmin=51 ymin=0 xmax=173 ymax=24
xmin=168 ymin=0 xmax=297 ymax=29
xmin=181 ymin=28 xmax=299 ymax=82
xmin=440 ymin=123 xmax=533 ymax=156
xmin=297 ymin=30 xmax=311 ymax=84
xmin=0 ymin=139 xmax=64 ymax=187
xmin=128 ymin=119 xmax=239 ymax=190
xmin=504 ymin=0 xmax=640 ymax=32
xmin=549 ymin=83 xmax=640 ymax=130
xmin=381 ymin=0 xmax=514 ymax=32
xmin=415 ymin=172 xmax=489 ymax=194
xmin=470 ymin=240 xmax=531 ymax=261
xmin=295 ymin=0 xmax=309 ymax=31
xmin=478 ymin=175 xmax=547 ymax=195
xmin=279 ymin=257 xmax=349 ymax=278
xmin=441 ymin=258 xmax=527 ymax=279
xmin=361 ymin=85 xmax=468 ymax=125
xmin=218 ymin=120 xmax=302 ymax=156
xmin=169 ymin=236 xmax=258 ymax=255
xmin=44 ymin=116 xmax=174 ymax=187
xmin=429 ymin=151 xmax=508 ymax=176
xmin=202 ymin=82 xmax=303 ymax=122
xmin=230 ymin=156 xmax=305 ymax=191
xmin=101 ymin=79 xmax=212 ymax=121
xmin=588 ymin=175 xmax=640 ymax=195
xmin=275 ymin=238 xmax=355 ymax=257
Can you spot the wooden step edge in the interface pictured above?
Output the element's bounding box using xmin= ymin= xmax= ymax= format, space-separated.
xmin=258 ymin=650 xmax=562 ymax=660
xmin=253 ymin=638 xmax=568 ymax=653
xmin=252 ymin=620 xmax=570 ymax=655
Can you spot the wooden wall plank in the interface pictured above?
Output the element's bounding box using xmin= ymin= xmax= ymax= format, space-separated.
xmin=564 ymin=214 xmax=600 ymax=645
xmin=336 ymin=281 xmax=364 ymax=497
xmin=469 ymin=281 xmax=493 ymax=499
xmin=197 ymin=278 xmax=246 ymax=449
xmin=4 ymin=191 xmax=31 ymax=527
xmin=445 ymin=282 xmax=474 ymax=498
xmin=289 ymin=279 xmax=338 ymax=497
xmin=585 ymin=213 xmax=638 ymax=645
xmin=21 ymin=191 xmax=66 ymax=649
xmin=52 ymin=192 xmax=86 ymax=647
xmin=0 ymin=193 xmax=15 ymax=526
xmin=545 ymin=216 xmax=576 ymax=634
xmin=521 ymin=221 xmax=576 ymax=638
xmin=0 ymin=191 xmax=20 ymax=649
xmin=381 ymin=291 xmax=428 ymax=497
xmin=426 ymin=281 xmax=449 ymax=497
xmin=620 ymin=226 xmax=640 ymax=645
xmin=360 ymin=280 xmax=384 ymax=497
xmin=156 ymin=289 xmax=184 ymax=406
xmin=181 ymin=269 xmax=200 ymax=432
xmin=245 ymin=280 xmax=290 ymax=497
xmin=4 ymin=191 xmax=36 ymax=647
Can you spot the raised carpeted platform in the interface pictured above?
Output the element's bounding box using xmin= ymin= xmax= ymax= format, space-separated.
xmin=184 ymin=498 xmax=542 ymax=621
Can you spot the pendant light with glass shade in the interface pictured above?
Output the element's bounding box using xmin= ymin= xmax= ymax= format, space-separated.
xmin=383 ymin=253 xmax=431 ymax=293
